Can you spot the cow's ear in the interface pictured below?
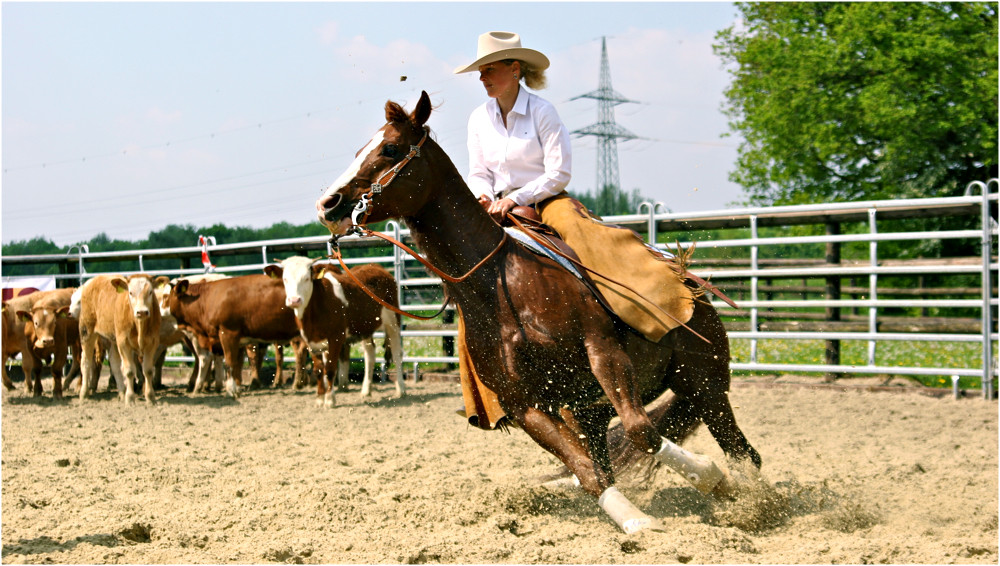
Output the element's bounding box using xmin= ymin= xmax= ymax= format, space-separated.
xmin=16 ymin=310 xmax=31 ymax=323
xmin=153 ymin=275 xmax=171 ymax=290
xmin=1 ymin=302 xmax=7 ymax=314
xmin=264 ymin=265 xmax=282 ymax=279
xmin=111 ymin=278 xmax=129 ymax=293
xmin=174 ymin=280 xmax=190 ymax=295
xmin=56 ymin=306 xmax=72 ymax=319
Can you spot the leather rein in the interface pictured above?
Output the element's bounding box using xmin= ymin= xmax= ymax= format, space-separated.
xmin=329 ymin=126 xmax=508 ymax=321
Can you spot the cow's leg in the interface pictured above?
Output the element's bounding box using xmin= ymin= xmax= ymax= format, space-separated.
xmin=140 ymin=350 xmax=158 ymax=405
xmin=314 ymin=349 xmax=327 ymax=407
xmin=383 ymin=309 xmax=406 ymax=397
xmin=109 ymin=343 xmax=135 ymax=404
xmin=192 ymin=348 xmax=214 ymax=393
xmin=291 ymin=338 xmax=308 ymax=390
xmin=273 ymin=344 xmax=285 ymax=388
xmin=212 ymin=354 xmax=225 ymax=392
xmin=220 ymin=333 xmax=243 ymax=399
xmin=51 ymin=344 xmax=68 ymax=400
xmin=22 ymin=353 xmax=37 ymax=396
xmin=27 ymin=356 xmax=43 ymax=397
xmin=245 ymin=344 xmax=262 ymax=390
xmin=2 ymin=362 xmax=14 ymax=391
xmin=152 ymin=346 xmax=166 ymax=390
xmin=62 ymin=336 xmax=83 ymax=392
xmin=337 ymin=346 xmax=350 ymax=392
xmin=360 ymin=337 xmax=376 ymax=396
xmin=361 ymin=336 xmax=375 ymax=397
xmin=79 ymin=334 xmax=98 ymax=401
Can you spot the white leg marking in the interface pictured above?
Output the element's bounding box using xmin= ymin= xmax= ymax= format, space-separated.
xmin=654 ymin=437 xmax=730 ymax=496
xmin=360 ymin=338 xmax=375 ymax=397
xmin=598 ymin=487 xmax=661 ymax=534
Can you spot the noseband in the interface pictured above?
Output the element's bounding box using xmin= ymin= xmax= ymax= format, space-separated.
xmin=349 ymin=127 xmax=430 ymax=229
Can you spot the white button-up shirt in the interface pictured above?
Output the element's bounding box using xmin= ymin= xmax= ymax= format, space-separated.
xmin=466 ymin=88 xmax=572 ymax=207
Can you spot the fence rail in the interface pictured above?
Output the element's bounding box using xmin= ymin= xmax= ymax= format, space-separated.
xmin=4 ymin=181 xmax=997 ymax=398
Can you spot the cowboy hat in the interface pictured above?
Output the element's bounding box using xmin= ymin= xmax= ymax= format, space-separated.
xmin=453 ymin=31 xmax=550 ymax=74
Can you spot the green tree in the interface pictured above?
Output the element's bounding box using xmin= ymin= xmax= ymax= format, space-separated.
xmin=569 ymin=184 xmax=649 ymax=216
xmin=715 ymin=2 xmax=998 ymax=206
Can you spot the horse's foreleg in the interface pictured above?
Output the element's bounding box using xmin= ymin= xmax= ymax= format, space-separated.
xmin=516 ymin=405 xmax=660 ymax=534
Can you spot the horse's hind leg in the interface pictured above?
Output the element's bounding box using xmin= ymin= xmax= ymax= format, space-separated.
xmin=608 ymin=394 xmax=704 ymax=473
xmin=670 ymin=300 xmax=762 ymax=469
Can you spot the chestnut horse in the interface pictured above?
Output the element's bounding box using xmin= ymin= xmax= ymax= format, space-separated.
xmin=316 ymin=91 xmax=760 ymax=534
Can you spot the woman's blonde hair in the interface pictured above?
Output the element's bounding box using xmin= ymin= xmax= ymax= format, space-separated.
xmin=505 ymin=58 xmax=548 ymax=90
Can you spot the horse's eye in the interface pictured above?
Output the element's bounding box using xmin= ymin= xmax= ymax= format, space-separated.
xmin=381 ymin=144 xmax=400 ymax=159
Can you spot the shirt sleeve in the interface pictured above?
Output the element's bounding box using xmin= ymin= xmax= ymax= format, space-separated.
xmin=466 ymin=111 xmax=495 ymax=201
xmin=507 ymin=100 xmax=572 ymax=207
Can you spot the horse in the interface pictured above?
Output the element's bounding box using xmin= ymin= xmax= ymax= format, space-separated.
xmin=316 ymin=90 xmax=761 ymax=534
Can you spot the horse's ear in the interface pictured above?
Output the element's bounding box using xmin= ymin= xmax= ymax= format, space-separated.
xmin=412 ymin=91 xmax=432 ymax=127
xmin=385 ymin=100 xmax=407 ymax=124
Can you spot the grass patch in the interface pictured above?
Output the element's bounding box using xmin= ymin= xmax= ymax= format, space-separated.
xmin=731 ymin=338 xmax=991 ymax=389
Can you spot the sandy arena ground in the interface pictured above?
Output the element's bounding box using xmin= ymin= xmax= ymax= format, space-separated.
xmin=1 ymin=370 xmax=997 ymax=564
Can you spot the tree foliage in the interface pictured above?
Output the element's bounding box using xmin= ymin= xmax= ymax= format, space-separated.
xmin=569 ymin=184 xmax=649 ymax=217
xmin=715 ymin=2 xmax=998 ymax=205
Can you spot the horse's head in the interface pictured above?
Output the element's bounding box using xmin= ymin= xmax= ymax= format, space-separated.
xmin=316 ymin=90 xmax=434 ymax=236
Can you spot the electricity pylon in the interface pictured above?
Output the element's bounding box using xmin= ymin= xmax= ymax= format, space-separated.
xmin=570 ymin=36 xmax=640 ymax=192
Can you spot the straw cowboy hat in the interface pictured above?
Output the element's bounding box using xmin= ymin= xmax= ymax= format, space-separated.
xmin=453 ymin=31 xmax=550 ymax=74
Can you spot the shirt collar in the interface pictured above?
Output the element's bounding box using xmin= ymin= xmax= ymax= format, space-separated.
xmin=488 ymin=87 xmax=529 ymax=122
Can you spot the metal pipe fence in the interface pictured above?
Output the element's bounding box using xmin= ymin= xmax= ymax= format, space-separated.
xmin=4 ymin=182 xmax=997 ymax=397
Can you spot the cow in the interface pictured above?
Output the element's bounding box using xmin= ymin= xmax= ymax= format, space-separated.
xmin=74 ymin=274 xmax=162 ymax=404
xmin=2 ymin=293 xmax=37 ymax=392
xmin=166 ymin=274 xmax=307 ymax=398
xmin=265 ymin=257 xmax=405 ymax=406
xmin=14 ymin=288 xmax=80 ymax=398
xmin=157 ymin=274 xmax=311 ymax=394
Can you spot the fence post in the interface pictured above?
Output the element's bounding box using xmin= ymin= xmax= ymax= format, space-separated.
xmin=825 ymin=221 xmax=841 ymax=381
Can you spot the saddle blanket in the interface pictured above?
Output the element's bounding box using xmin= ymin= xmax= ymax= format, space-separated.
xmin=504 ymin=227 xmax=585 ymax=279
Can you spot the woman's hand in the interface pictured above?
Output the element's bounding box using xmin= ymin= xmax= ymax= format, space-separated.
xmin=486 ymin=197 xmax=517 ymax=223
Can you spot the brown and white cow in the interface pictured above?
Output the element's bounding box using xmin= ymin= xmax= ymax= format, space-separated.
xmin=166 ymin=274 xmax=313 ymax=398
xmin=266 ymin=257 xmax=405 ymax=405
xmin=15 ymin=288 xmax=81 ymax=398
xmin=74 ymin=274 xmax=162 ymax=404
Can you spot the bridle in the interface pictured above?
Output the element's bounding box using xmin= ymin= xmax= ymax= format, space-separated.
xmin=330 ymin=125 xmax=508 ymax=321
xmin=349 ymin=127 xmax=430 ymax=229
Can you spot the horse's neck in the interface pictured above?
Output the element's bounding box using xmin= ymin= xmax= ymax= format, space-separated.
xmin=405 ymin=168 xmax=505 ymax=289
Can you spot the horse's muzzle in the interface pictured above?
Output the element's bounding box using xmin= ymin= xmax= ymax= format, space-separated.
xmin=318 ymin=193 xmax=356 ymax=224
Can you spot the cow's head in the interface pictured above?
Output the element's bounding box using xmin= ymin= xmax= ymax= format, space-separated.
xmin=112 ymin=275 xmax=157 ymax=320
xmin=16 ymin=305 xmax=71 ymax=349
xmin=265 ymin=256 xmax=322 ymax=319
xmin=152 ymin=275 xmax=173 ymax=317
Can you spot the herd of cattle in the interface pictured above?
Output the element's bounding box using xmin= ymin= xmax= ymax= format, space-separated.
xmin=1 ymin=256 xmax=407 ymax=406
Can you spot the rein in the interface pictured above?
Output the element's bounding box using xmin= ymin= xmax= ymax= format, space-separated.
xmin=330 ymin=228 xmax=508 ymax=321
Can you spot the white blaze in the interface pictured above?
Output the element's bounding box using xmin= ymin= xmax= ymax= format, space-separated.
xmin=323 ymin=130 xmax=385 ymax=203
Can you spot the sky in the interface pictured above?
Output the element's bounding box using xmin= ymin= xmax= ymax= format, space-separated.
xmin=2 ymin=1 xmax=747 ymax=248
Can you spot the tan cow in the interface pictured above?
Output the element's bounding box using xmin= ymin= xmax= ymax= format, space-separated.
xmin=74 ymin=274 xmax=162 ymax=404
xmin=2 ymin=293 xmax=37 ymax=391
xmin=14 ymin=288 xmax=80 ymax=398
